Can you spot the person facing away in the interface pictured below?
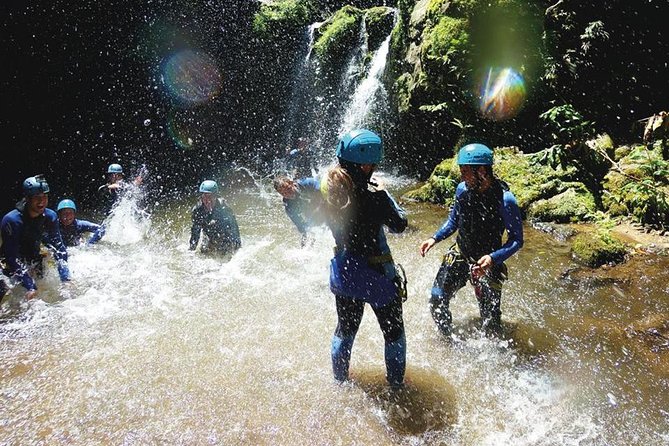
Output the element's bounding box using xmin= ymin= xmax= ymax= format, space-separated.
xmin=323 ymin=129 xmax=408 ymax=388
xmin=56 ymin=199 xmax=105 ymax=247
xmin=0 ymin=175 xmax=71 ymax=300
xmin=419 ymin=143 xmax=524 ymax=336
xmin=273 ymin=175 xmax=324 ymax=246
xmin=97 ymin=163 xmax=143 ymax=216
xmin=189 ymin=180 xmax=241 ymax=256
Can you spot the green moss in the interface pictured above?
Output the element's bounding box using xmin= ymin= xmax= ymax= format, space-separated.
xmin=527 ymin=186 xmax=597 ymax=223
xmin=395 ymin=73 xmax=414 ymax=114
xmin=365 ymin=7 xmax=395 ymax=51
xmin=421 ymin=16 xmax=469 ymax=68
xmin=252 ymin=0 xmax=311 ymax=39
xmin=404 ymin=147 xmax=597 ymax=222
xmin=428 ymin=0 xmax=480 ymax=20
xmin=571 ymin=230 xmax=627 ymax=267
xmin=313 ymin=6 xmax=363 ymax=63
xmin=404 ymin=157 xmax=459 ymax=204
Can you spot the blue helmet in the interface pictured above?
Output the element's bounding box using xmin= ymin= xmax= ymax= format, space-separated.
xmin=457 ymin=143 xmax=494 ymax=166
xmin=57 ymin=199 xmax=77 ymax=212
xmin=107 ymin=163 xmax=123 ymax=174
xmin=336 ymin=129 xmax=383 ymax=165
xmin=22 ymin=175 xmax=50 ymax=197
xmin=199 ymin=180 xmax=219 ymax=194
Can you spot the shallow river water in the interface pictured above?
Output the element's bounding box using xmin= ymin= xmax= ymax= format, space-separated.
xmin=1 ymin=171 xmax=668 ymax=445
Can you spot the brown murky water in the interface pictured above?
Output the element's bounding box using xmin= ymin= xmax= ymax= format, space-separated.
xmin=1 ymin=172 xmax=668 ymax=445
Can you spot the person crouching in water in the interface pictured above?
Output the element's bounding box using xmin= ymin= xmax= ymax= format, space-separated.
xmin=57 ymin=199 xmax=105 ymax=247
xmin=419 ymin=143 xmax=523 ymax=336
xmin=189 ymin=180 xmax=241 ymax=256
xmin=324 ymin=129 xmax=408 ymax=387
xmin=0 ymin=175 xmax=71 ymax=300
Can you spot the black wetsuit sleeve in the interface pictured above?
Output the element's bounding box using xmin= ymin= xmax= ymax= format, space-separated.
xmin=189 ymin=208 xmax=202 ymax=250
xmin=378 ymin=190 xmax=408 ymax=234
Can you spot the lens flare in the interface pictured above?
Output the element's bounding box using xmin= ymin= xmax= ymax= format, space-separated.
xmin=162 ymin=50 xmax=222 ymax=105
xmin=478 ymin=67 xmax=526 ymax=121
xmin=167 ymin=112 xmax=195 ymax=150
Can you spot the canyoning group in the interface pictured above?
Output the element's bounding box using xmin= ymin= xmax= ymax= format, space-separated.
xmin=0 ymin=129 xmax=523 ymax=388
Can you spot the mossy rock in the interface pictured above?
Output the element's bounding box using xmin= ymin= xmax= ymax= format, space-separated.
xmin=426 ymin=0 xmax=478 ymax=21
xmin=252 ymin=0 xmax=311 ymax=39
xmin=365 ymin=7 xmax=395 ymax=52
xmin=527 ymin=186 xmax=597 ymax=223
xmin=404 ymin=147 xmax=591 ymax=215
xmin=313 ymin=6 xmax=363 ymax=64
xmin=571 ymin=230 xmax=627 ymax=268
xmin=404 ymin=157 xmax=459 ymax=203
xmin=420 ymin=15 xmax=469 ymax=77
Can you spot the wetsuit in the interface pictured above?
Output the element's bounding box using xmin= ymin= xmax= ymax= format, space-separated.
xmin=97 ymin=181 xmax=126 ymax=216
xmin=0 ymin=201 xmax=70 ymax=292
xmin=283 ymin=178 xmax=324 ymax=236
xmin=326 ymin=168 xmax=408 ymax=386
xmin=430 ymin=179 xmax=523 ymax=334
xmin=189 ymin=198 xmax=241 ymax=255
xmin=60 ymin=219 xmax=105 ymax=247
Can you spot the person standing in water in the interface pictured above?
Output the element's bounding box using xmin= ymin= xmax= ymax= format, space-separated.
xmin=324 ymin=129 xmax=408 ymax=387
xmin=0 ymin=175 xmax=71 ymax=299
xmin=97 ymin=163 xmax=143 ymax=216
xmin=273 ymin=175 xmax=324 ymax=246
xmin=419 ymin=143 xmax=523 ymax=336
xmin=189 ymin=180 xmax=241 ymax=256
xmin=56 ymin=199 xmax=105 ymax=247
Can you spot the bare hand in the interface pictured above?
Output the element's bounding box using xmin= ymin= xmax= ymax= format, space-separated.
xmin=471 ymin=255 xmax=493 ymax=279
xmin=371 ymin=176 xmax=385 ymax=190
xmin=25 ymin=289 xmax=37 ymax=300
xmin=419 ymin=238 xmax=436 ymax=257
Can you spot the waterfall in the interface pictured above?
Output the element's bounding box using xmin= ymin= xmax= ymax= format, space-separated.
xmin=283 ymin=22 xmax=323 ymax=150
xmin=303 ymin=22 xmax=323 ymax=63
xmin=338 ymin=33 xmax=392 ymax=135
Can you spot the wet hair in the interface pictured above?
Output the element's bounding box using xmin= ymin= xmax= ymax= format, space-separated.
xmin=325 ymin=166 xmax=353 ymax=210
xmin=273 ymin=176 xmax=294 ymax=192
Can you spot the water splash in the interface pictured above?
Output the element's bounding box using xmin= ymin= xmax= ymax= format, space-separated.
xmin=103 ymin=184 xmax=151 ymax=245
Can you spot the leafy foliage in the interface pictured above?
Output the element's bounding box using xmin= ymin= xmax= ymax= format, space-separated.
xmin=531 ymin=104 xmax=595 ymax=170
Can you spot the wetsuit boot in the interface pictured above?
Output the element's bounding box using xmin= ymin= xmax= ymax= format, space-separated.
xmin=478 ymin=280 xmax=502 ymax=336
xmin=384 ymin=331 xmax=406 ymax=387
xmin=331 ymin=335 xmax=355 ymax=382
xmin=429 ymin=293 xmax=453 ymax=336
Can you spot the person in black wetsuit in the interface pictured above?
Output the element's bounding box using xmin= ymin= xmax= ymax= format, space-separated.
xmin=324 ymin=129 xmax=408 ymax=387
xmin=97 ymin=163 xmax=144 ymax=217
xmin=189 ymin=180 xmax=241 ymax=256
xmin=419 ymin=143 xmax=524 ymax=336
xmin=0 ymin=175 xmax=70 ymax=300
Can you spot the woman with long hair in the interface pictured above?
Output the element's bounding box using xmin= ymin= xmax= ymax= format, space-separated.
xmin=323 ymin=129 xmax=408 ymax=387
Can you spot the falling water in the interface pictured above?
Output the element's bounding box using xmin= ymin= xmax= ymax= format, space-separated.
xmin=339 ymin=32 xmax=392 ymax=135
xmin=283 ymin=22 xmax=323 ymax=149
